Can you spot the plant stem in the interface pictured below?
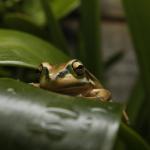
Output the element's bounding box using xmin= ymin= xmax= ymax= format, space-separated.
xmin=79 ymin=0 xmax=102 ymax=79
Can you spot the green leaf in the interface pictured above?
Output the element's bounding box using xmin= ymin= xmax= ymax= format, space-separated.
xmin=3 ymin=13 xmax=47 ymax=38
xmin=0 ymin=29 xmax=69 ymax=68
xmin=122 ymin=0 xmax=150 ymax=141
xmin=122 ymin=0 xmax=150 ymax=100
xmin=79 ymin=0 xmax=102 ymax=79
xmin=0 ymin=78 xmax=122 ymax=150
xmin=21 ymin=0 xmax=80 ymax=26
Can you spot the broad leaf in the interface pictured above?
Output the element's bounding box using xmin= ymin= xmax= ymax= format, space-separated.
xmin=0 ymin=29 xmax=69 ymax=69
xmin=0 ymin=78 xmax=122 ymax=150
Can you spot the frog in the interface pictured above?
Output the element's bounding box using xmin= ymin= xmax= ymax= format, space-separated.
xmin=33 ymin=59 xmax=111 ymax=101
xmin=32 ymin=59 xmax=129 ymax=123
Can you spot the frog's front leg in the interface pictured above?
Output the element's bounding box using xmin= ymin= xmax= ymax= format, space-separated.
xmin=88 ymin=88 xmax=112 ymax=102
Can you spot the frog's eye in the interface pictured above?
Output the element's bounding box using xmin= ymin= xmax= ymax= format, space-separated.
xmin=72 ymin=61 xmax=85 ymax=76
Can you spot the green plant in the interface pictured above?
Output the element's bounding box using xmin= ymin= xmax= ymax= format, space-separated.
xmin=0 ymin=0 xmax=149 ymax=149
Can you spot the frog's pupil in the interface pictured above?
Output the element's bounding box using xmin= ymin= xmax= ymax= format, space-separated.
xmin=74 ymin=65 xmax=85 ymax=76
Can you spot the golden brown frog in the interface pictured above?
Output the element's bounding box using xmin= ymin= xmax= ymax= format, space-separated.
xmin=36 ymin=59 xmax=111 ymax=101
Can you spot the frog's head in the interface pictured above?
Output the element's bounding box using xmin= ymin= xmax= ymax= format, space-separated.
xmin=39 ymin=59 xmax=95 ymax=95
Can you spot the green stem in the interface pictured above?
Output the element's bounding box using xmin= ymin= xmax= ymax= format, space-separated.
xmin=41 ymin=0 xmax=69 ymax=54
xmin=122 ymin=0 xmax=150 ymax=98
xmin=79 ymin=0 xmax=102 ymax=79
xmin=119 ymin=123 xmax=150 ymax=150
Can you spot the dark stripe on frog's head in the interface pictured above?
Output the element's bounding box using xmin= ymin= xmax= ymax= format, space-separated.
xmin=55 ymin=69 xmax=69 ymax=79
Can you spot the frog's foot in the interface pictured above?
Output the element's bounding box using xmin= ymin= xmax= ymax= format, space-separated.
xmin=88 ymin=89 xmax=112 ymax=102
xmin=29 ymin=83 xmax=40 ymax=88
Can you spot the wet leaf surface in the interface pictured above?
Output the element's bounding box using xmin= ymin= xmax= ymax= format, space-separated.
xmin=0 ymin=78 xmax=122 ymax=150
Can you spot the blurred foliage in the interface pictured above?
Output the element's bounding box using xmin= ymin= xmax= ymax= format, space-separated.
xmin=41 ymin=0 xmax=69 ymax=53
xmin=0 ymin=0 xmax=80 ymax=43
xmin=0 ymin=0 xmax=149 ymax=149
xmin=79 ymin=0 xmax=102 ymax=79
xmin=0 ymin=0 xmax=80 ymax=26
xmin=122 ymin=0 xmax=150 ymax=143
